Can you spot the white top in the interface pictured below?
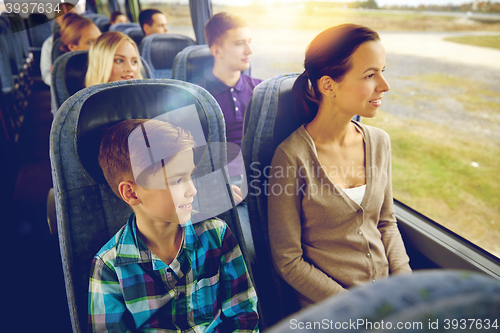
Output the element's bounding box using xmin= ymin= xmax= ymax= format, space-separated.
xmin=40 ymin=35 xmax=53 ymax=86
xmin=342 ymin=185 xmax=366 ymax=206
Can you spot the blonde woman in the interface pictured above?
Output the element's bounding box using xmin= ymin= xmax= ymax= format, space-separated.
xmin=59 ymin=13 xmax=101 ymax=53
xmin=85 ymin=31 xmax=143 ymax=87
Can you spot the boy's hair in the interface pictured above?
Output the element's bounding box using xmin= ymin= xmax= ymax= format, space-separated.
xmin=139 ymin=9 xmax=163 ymax=33
xmin=204 ymin=12 xmax=248 ymax=48
xmin=85 ymin=31 xmax=143 ymax=87
xmin=98 ymin=119 xmax=195 ymax=198
xmin=59 ymin=13 xmax=95 ymax=52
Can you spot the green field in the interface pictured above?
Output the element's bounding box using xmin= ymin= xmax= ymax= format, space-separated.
xmin=445 ymin=35 xmax=500 ymax=50
xmin=363 ymin=73 xmax=500 ymax=257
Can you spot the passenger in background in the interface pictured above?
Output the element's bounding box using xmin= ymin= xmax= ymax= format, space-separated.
xmin=40 ymin=3 xmax=76 ymax=86
xmin=200 ymin=12 xmax=262 ymax=205
xmin=85 ymin=32 xmax=143 ymax=87
xmin=268 ymin=24 xmax=412 ymax=308
xmin=59 ymin=13 xmax=101 ymax=53
xmin=102 ymin=11 xmax=129 ymax=32
xmin=139 ymin=9 xmax=168 ymax=36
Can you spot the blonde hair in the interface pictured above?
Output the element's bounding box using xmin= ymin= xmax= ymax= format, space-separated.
xmin=59 ymin=13 xmax=95 ymax=53
xmin=85 ymin=31 xmax=143 ymax=87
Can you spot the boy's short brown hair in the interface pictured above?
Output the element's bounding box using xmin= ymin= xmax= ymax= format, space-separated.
xmin=98 ymin=119 xmax=195 ymax=198
xmin=204 ymin=12 xmax=248 ymax=48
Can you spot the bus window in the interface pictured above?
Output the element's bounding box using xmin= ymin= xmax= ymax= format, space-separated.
xmin=217 ymin=1 xmax=500 ymax=258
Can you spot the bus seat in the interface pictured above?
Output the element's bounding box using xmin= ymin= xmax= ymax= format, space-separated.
xmin=94 ymin=16 xmax=111 ymax=32
xmin=124 ymin=26 xmax=145 ymax=48
xmin=51 ymin=36 xmax=63 ymax=64
xmin=26 ymin=13 xmax=52 ymax=51
xmin=241 ymin=73 xmax=362 ymax=328
xmin=241 ymin=73 xmax=302 ymax=329
xmin=109 ymin=22 xmax=141 ymax=33
xmin=268 ymin=270 xmax=500 ymax=332
xmin=50 ymin=50 xmax=152 ymax=112
xmin=139 ymin=34 xmax=196 ymax=79
xmin=49 ymin=79 xmax=252 ymax=333
xmin=171 ymin=44 xmax=251 ymax=85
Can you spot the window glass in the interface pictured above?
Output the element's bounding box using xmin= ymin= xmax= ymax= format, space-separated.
xmin=217 ymin=1 xmax=500 ymax=257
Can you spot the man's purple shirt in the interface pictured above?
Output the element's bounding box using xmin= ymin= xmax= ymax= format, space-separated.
xmin=198 ymin=71 xmax=262 ymax=177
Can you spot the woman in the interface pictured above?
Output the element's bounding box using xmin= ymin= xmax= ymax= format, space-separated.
xmin=85 ymin=31 xmax=143 ymax=87
xmin=59 ymin=13 xmax=101 ymax=53
xmin=268 ymin=24 xmax=411 ymax=308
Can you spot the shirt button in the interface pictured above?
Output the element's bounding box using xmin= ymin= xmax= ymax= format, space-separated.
xmin=230 ymin=88 xmax=234 ymax=92
xmin=357 ymin=209 xmax=363 ymax=213
xmin=358 ymin=230 xmax=363 ymax=236
xmin=233 ymin=97 xmax=237 ymax=101
xmin=235 ymin=107 xmax=239 ymax=111
xmin=372 ymin=279 xmax=376 ymax=283
xmin=366 ymin=253 xmax=371 ymax=258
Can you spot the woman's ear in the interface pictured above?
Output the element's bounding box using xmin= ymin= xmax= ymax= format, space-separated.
xmin=67 ymin=44 xmax=79 ymax=52
xmin=318 ymin=75 xmax=338 ymax=97
xmin=118 ymin=180 xmax=141 ymax=206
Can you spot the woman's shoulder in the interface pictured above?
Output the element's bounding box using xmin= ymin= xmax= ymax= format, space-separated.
xmin=276 ymin=125 xmax=311 ymax=154
xmin=357 ymin=122 xmax=391 ymax=147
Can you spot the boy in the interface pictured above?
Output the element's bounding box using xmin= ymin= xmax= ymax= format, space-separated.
xmin=88 ymin=119 xmax=259 ymax=332
xmin=139 ymin=9 xmax=168 ymax=36
xmin=200 ymin=13 xmax=262 ymax=197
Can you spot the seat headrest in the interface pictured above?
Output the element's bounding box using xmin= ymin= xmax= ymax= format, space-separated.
xmin=76 ymin=84 xmax=209 ymax=184
xmin=274 ymin=76 xmax=303 ymax=147
xmin=145 ymin=34 xmax=196 ymax=70
xmin=65 ymin=51 xmax=89 ymax=96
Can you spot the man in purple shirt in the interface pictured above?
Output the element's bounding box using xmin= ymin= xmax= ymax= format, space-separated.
xmin=198 ymin=13 xmax=262 ymax=263
xmin=200 ymin=12 xmax=262 ymax=202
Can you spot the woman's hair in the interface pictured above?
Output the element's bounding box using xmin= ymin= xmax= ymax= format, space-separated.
xmin=85 ymin=31 xmax=143 ymax=87
xmin=59 ymin=13 xmax=95 ymax=53
xmin=292 ymin=24 xmax=380 ymax=122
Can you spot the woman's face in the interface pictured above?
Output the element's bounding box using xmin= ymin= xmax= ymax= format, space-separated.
xmin=112 ymin=15 xmax=128 ymax=25
xmin=331 ymin=40 xmax=390 ymax=118
xmin=108 ymin=40 xmax=140 ymax=82
xmin=69 ymin=24 xmax=101 ymax=51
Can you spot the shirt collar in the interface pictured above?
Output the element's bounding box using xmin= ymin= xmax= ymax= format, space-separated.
xmin=206 ymin=70 xmax=245 ymax=94
xmin=114 ymin=214 xmax=201 ymax=267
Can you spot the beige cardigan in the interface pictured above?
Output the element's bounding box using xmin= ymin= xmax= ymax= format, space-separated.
xmin=268 ymin=122 xmax=411 ymax=307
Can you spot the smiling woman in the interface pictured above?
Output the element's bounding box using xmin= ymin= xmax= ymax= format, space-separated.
xmin=85 ymin=31 xmax=143 ymax=87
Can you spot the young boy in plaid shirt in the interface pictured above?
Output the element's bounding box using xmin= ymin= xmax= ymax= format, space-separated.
xmin=88 ymin=119 xmax=259 ymax=332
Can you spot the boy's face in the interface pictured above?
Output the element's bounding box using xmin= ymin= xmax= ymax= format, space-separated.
xmin=213 ymin=26 xmax=253 ymax=73
xmin=135 ymin=149 xmax=197 ymax=225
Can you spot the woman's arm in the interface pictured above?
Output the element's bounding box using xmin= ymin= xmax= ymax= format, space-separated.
xmin=378 ymin=138 xmax=412 ymax=275
xmin=268 ymin=148 xmax=346 ymax=304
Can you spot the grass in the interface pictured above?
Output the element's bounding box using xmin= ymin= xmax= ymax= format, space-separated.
xmin=445 ymin=35 xmax=500 ymax=50
xmin=363 ymin=85 xmax=500 ymax=257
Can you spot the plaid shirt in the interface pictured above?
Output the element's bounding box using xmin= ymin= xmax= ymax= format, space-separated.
xmin=88 ymin=214 xmax=259 ymax=332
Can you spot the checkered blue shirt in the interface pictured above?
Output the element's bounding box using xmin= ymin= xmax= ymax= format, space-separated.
xmin=88 ymin=214 xmax=259 ymax=332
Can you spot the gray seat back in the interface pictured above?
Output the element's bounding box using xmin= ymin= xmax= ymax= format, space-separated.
xmin=50 ymin=79 xmax=247 ymax=333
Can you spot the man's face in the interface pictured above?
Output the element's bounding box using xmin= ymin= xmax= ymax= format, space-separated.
xmin=213 ymin=27 xmax=253 ymax=73
xmin=144 ymin=13 xmax=168 ymax=36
